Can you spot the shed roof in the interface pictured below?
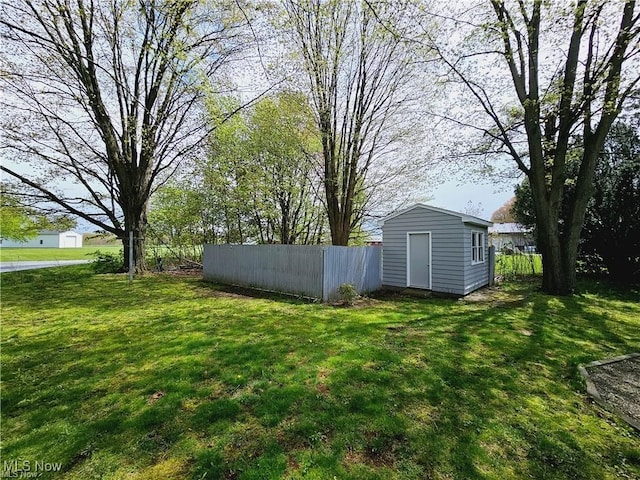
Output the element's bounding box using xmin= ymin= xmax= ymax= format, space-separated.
xmin=38 ymin=230 xmax=81 ymax=235
xmin=381 ymin=203 xmax=493 ymax=227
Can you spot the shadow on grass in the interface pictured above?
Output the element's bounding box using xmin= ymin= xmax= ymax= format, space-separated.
xmin=1 ymin=267 xmax=639 ymax=479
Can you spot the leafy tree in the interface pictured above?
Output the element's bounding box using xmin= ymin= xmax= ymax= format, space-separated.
xmin=148 ymin=183 xmax=210 ymax=261
xmin=426 ymin=0 xmax=639 ymax=294
xmin=0 ymin=0 xmax=250 ymax=271
xmin=150 ymin=92 xmax=326 ymax=247
xmin=201 ymin=97 xmax=257 ymax=244
xmin=490 ymin=198 xmax=516 ymax=223
xmin=0 ymin=184 xmax=77 ymax=241
xmin=192 ymin=93 xmax=326 ymax=245
xmin=245 ymin=92 xmax=325 ymax=244
xmin=513 ymin=120 xmax=640 ymax=283
xmin=585 ymin=122 xmax=640 ymax=282
xmin=0 ymin=187 xmax=39 ymax=242
xmin=511 ymin=181 xmax=536 ymax=231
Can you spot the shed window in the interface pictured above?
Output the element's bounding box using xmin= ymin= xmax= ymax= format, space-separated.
xmin=471 ymin=231 xmax=485 ymax=264
xmin=40 ymin=240 xmax=43 ymax=245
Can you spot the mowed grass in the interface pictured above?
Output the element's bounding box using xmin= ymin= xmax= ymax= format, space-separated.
xmin=1 ymin=266 xmax=639 ymax=479
xmin=0 ymin=246 xmax=121 ymax=262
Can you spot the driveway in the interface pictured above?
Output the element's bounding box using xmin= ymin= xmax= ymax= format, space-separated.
xmin=0 ymin=260 xmax=91 ymax=273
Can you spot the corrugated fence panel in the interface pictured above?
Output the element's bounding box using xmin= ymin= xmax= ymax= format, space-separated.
xmin=203 ymin=245 xmax=382 ymax=301
xmin=203 ymin=244 xmax=324 ymax=299
xmin=322 ymin=246 xmax=382 ymax=301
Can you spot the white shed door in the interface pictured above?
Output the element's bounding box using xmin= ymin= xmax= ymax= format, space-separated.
xmin=408 ymin=233 xmax=431 ymax=289
xmin=63 ymin=235 xmax=77 ymax=248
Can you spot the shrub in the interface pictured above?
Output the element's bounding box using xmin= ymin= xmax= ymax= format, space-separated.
xmin=338 ymin=283 xmax=358 ymax=306
xmin=88 ymin=250 xmax=124 ymax=274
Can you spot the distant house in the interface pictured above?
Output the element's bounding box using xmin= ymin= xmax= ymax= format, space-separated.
xmin=0 ymin=230 xmax=84 ymax=248
xmin=488 ymin=223 xmax=534 ymax=252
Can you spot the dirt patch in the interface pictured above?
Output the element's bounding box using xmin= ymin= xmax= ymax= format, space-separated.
xmin=316 ymin=368 xmax=331 ymax=396
xmin=200 ymin=289 xmax=256 ymax=300
xmin=159 ymin=268 xmax=203 ymax=277
xmin=147 ymin=390 xmax=165 ymax=404
xmin=329 ymin=296 xmax=384 ymax=308
xmin=192 ymin=283 xmax=257 ymax=300
xmin=461 ymin=286 xmax=527 ymax=307
xmin=343 ymin=447 xmax=395 ymax=468
xmin=580 ymin=354 xmax=640 ymax=430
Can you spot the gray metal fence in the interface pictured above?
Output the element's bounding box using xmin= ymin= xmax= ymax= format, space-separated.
xmin=203 ymin=244 xmax=382 ymax=301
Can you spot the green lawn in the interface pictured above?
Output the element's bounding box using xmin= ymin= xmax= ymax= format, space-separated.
xmin=1 ymin=266 xmax=639 ymax=479
xmin=495 ymin=253 xmax=543 ymax=277
xmin=0 ymin=246 xmax=122 ymax=262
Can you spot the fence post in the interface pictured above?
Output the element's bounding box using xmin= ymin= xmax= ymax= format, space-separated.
xmin=129 ymin=230 xmax=134 ymax=284
xmin=488 ymin=245 xmax=496 ymax=286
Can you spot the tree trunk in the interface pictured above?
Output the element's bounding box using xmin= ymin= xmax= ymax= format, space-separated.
xmin=325 ymin=169 xmax=354 ymax=246
xmin=535 ymin=214 xmax=573 ymax=295
xmin=326 ymin=203 xmax=351 ymax=245
xmin=529 ymin=170 xmax=575 ymax=295
xmin=122 ymin=203 xmax=148 ymax=274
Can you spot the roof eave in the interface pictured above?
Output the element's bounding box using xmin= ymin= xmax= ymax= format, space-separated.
xmin=380 ymin=203 xmax=492 ymax=227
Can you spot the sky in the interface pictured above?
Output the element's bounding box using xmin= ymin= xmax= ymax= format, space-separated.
xmin=0 ymin=0 xmax=537 ymax=234
xmin=429 ymin=175 xmax=517 ymax=221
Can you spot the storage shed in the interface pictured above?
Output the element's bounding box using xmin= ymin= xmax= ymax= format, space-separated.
xmin=381 ymin=204 xmax=493 ymax=296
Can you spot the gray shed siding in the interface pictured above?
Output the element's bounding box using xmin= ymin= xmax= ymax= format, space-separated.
xmin=463 ymin=224 xmax=490 ymax=295
xmin=382 ymin=208 xmax=466 ymax=295
xmin=382 ymin=206 xmax=491 ymax=296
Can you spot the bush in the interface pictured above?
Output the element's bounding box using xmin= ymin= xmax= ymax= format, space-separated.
xmin=89 ymin=250 xmax=124 ymax=274
xmin=338 ymin=283 xmax=358 ymax=306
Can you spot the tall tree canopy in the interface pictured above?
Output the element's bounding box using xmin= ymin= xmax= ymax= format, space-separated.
xmin=0 ymin=0 xmax=249 ymax=270
xmin=149 ymin=91 xmax=326 ymax=254
xmin=514 ymin=120 xmax=640 ymax=284
xmin=283 ymin=0 xmax=420 ymax=245
xmin=244 ymin=92 xmax=325 ymax=244
xmin=426 ymin=0 xmax=640 ymax=294
xmin=169 ymin=91 xmax=326 ymax=246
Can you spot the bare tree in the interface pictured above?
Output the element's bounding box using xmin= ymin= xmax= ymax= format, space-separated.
xmin=283 ymin=0 xmax=419 ymax=245
xmin=425 ymin=0 xmax=639 ymax=294
xmin=0 ymin=0 xmax=249 ymax=270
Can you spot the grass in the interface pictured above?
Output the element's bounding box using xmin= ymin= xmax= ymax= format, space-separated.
xmin=0 ymin=246 xmax=122 ymax=262
xmin=0 ymin=245 xmax=199 ymax=269
xmin=495 ymin=253 xmax=543 ymax=278
xmin=1 ymin=266 xmax=639 ymax=479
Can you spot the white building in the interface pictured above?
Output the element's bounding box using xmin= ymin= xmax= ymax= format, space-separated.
xmin=488 ymin=223 xmax=534 ymax=252
xmin=0 ymin=230 xmax=84 ymax=248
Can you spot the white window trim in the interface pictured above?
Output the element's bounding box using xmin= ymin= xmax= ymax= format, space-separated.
xmin=471 ymin=231 xmax=486 ymax=265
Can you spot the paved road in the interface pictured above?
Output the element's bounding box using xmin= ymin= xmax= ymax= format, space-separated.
xmin=0 ymin=260 xmax=91 ymax=273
